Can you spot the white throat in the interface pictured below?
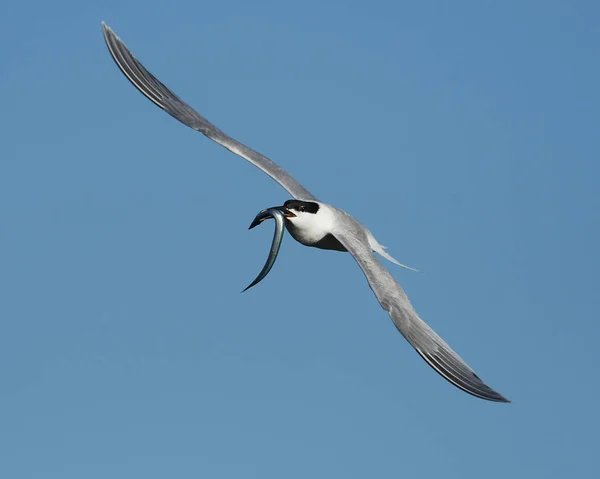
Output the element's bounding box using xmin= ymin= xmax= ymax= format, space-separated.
xmin=284 ymin=202 xmax=337 ymax=247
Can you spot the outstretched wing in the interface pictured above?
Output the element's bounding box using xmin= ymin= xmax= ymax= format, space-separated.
xmin=333 ymin=222 xmax=509 ymax=402
xmin=101 ymin=22 xmax=316 ymax=201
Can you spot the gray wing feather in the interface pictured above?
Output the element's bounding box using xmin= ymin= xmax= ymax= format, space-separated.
xmin=101 ymin=23 xmax=316 ymax=201
xmin=332 ymin=217 xmax=509 ymax=402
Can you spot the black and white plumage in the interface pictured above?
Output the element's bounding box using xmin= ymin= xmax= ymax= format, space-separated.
xmin=101 ymin=22 xmax=509 ymax=402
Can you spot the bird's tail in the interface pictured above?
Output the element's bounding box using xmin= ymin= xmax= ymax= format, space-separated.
xmin=367 ymin=231 xmax=419 ymax=272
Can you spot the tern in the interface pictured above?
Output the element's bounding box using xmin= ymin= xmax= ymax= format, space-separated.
xmin=101 ymin=22 xmax=509 ymax=402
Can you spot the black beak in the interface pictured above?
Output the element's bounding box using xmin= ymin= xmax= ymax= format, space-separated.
xmin=248 ymin=206 xmax=295 ymax=230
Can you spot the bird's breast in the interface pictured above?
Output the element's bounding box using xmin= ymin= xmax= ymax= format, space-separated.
xmin=284 ymin=219 xmax=346 ymax=252
xmin=284 ymin=220 xmax=327 ymax=246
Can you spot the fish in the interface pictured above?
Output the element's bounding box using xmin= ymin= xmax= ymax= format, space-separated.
xmin=243 ymin=208 xmax=286 ymax=292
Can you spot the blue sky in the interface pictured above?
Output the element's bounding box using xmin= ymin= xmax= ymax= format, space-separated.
xmin=2 ymin=0 xmax=599 ymax=477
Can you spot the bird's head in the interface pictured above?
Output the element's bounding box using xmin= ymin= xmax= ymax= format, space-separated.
xmin=249 ymin=200 xmax=321 ymax=228
xmin=281 ymin=200 xmax=322 ymax=229
xmin=282 ymin=200 xmax=320 ymax=218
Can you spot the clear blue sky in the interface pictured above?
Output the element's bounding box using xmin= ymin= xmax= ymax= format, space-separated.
xmin=2 ymin=1 xmax=599 ymax=477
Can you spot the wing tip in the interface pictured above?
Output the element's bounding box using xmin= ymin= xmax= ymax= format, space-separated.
xmin=101 ymin=22 xmax=116 ymax=47
xmin=101 ymin=22 xmax=121 ymax=45
xmin=456 ymin=378 xmax=511 ymax=403
xmin=489 ymin=391 xmax=511 ymax=403
xmin=419 ymin=349 xmax=511 ymax=403
xmin=478 ymin=390 xmax=511 ymax=403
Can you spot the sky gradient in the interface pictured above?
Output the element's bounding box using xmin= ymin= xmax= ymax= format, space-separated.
xmin=2 ymin=1 xmax=599 ymax=477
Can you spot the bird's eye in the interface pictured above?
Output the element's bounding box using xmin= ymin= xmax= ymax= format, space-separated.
xmin=298 ymin=205 xmax=305 ymax=212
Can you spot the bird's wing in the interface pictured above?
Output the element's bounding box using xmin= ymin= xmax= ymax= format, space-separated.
xmin=332 ymin=221 xmax=509 ymax=402
xmin=101 ymin=23 xmax=316 ymax=201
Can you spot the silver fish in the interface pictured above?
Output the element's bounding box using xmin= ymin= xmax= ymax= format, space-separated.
xmin=243 ymin=208 xmax=286 ymax=292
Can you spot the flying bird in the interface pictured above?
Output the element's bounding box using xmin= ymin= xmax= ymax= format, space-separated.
xmin=101 ymin=22 xmax=509 ymax=402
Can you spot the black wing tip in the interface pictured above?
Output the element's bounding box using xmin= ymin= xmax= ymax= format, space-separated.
xmin=101 ymin=22 xmax=124 ymax=49
xmin=455 ymin=377 xmax=511 ymax=403
xmin=420 ymin=350 xmax=511 ymax=403
xmin=101 ymin=21 xmax=111 ymax=35
xmin=101 ymin=22 xmax=118 ymax=48
xmin=480 ymin=391 xmax=511 ymax=403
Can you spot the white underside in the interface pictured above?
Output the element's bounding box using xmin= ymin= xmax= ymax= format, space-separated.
xmin=285 ymin=202 xmax=418 ymax=271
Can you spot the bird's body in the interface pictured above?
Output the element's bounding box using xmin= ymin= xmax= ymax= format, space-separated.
xmin=283 ymin=200 xmax=412 ymax=267
xmin=101 ymin=22 xmax=509 ymax=402
xmin=283 ymin=202 xmax=348 ymax=251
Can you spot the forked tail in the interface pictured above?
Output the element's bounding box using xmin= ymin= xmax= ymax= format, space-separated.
xmin=367 ymin=231 xmax=419 ymax=271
